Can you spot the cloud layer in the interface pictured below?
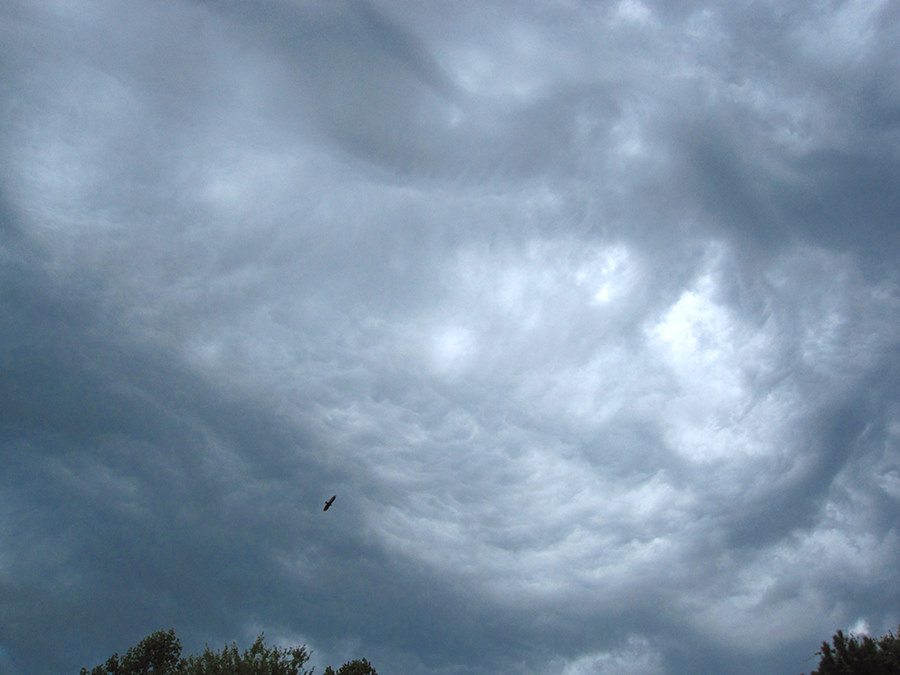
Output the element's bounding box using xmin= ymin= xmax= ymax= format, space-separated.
xmin=1 ymin=1 xmax=899 ymax=673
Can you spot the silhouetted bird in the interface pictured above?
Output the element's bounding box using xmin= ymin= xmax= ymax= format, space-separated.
xmin=323 ymin=495 xmax=336 ymax=511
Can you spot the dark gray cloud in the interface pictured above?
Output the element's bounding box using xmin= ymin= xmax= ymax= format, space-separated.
xmin=1 ymin=1 xmax=898 ymax=673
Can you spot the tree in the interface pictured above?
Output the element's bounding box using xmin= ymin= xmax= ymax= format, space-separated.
xmin=322 ymin=658 xmax=378 ymax=675
xmin=80 ymin=628 xmax=183 ymax=675
xmin=81 ymin=630 xmax=312 ymax=675
xmin=810 ymin=625 xmax=900 ymax=674
xmin=179 ymin=634 xmax=312 ymax=675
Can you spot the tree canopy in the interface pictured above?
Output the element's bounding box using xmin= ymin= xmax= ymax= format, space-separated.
xmin=322 ymin=658 xmax=378 ymax=675
xmin=810 ymin=625 xmax=900 ymax=674
xmin=80 ymin=629 xmax=375 ymax=675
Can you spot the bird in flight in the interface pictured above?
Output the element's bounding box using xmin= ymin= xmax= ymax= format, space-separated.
xmin=323 ymin=495 xmax=336 ymax=511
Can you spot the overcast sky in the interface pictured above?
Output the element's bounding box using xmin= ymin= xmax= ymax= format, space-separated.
xmin=1 ymin=1 xmax=899 ymax=673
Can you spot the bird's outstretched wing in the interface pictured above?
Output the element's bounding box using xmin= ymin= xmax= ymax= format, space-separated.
xmin=323 ymin=495 xmax=336 ymax=511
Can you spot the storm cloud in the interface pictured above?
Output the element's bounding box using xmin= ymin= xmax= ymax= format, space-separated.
xmin=1 ymin=1 xmax=898 ymax=673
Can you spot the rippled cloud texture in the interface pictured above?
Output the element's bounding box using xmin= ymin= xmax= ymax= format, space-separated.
xmin=2 ymin=1 xmax=899 ymax=673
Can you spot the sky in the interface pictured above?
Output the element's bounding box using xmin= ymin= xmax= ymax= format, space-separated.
xmin=1 ymin=1 xmax=899 ymax=673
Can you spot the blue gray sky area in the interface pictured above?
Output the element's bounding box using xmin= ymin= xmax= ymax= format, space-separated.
xmin=2 ymin=1 xmax=899 ymax=673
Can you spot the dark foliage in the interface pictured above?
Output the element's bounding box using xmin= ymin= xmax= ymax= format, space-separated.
xmin=80 ymin=629 xmax=375 ymax=675
xmin=322 ymin=658 xmax=378 ymax=675
xmin=179 ymin=634 xmax=312 ymax=675
xmin=810 ymin=625 xmax=900 ymax=674
xmin=80 ymin=628 xmax=183 ymax=675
